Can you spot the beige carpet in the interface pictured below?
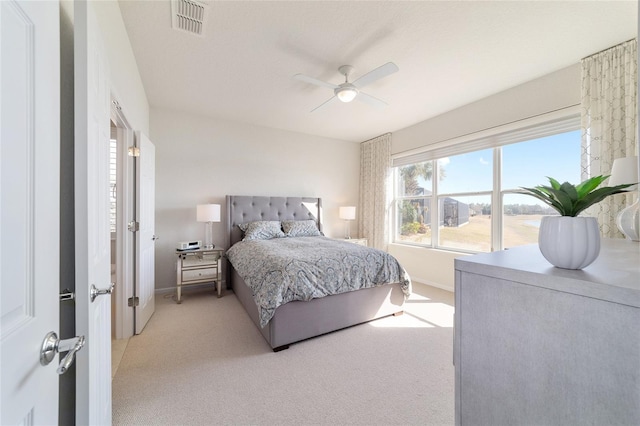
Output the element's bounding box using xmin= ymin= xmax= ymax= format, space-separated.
xmin=112 ymin=282 xmax=455 ymax=425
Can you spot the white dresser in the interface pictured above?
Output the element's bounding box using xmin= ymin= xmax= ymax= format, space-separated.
xmin=454 ymin=239 xmax=640 ymax=426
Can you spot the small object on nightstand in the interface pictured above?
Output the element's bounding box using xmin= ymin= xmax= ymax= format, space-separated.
xmin=337 ymin=238 xmax=367 ymax=246
xmin=175 ymin=248 xmax=224 ymax=303
xmin=346 ymin=238 xmax=367 ymax=246
xmin=177 ymin=240 xmax=201 ymax=250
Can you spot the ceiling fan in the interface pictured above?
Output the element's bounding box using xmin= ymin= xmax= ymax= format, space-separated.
xmin=294 ymin=62 xmax=399 ymax=112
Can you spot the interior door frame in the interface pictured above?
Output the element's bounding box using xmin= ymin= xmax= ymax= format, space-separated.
xmin=111 ymin=98 xmax=135 ymax=339
xmin=134 ymin=131 xmax=156 ymax=334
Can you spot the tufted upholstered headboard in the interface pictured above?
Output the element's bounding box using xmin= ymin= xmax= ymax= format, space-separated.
xmin=225 ymin=195 xmax=323 ymax=248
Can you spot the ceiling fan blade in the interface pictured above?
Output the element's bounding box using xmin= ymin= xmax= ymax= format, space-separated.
xmin=293 ymin=73 xmax=339 ymax=90
xmin=352 ymin=62 xmax=399 ymax=88
xmin=356 ymin=92 xmax=388 ymax=109
xmin=310 ymin=96 xmax=338 ymax=113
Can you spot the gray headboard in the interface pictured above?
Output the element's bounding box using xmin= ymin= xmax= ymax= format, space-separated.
xmin=225 ymin=195 xmax=323 ymax=248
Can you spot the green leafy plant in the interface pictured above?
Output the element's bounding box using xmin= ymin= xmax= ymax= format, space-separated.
xmin=520 ymin=175 xmax=636 ymax=217
xmin=400 ymin=222 xmax=421 ymax=235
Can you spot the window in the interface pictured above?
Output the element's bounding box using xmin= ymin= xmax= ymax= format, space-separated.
xmin=392 ymin=114 xmax=581 ymax=253
xmin=396 ymin=162 xmax=433 ymax=245
xmin=437 ymin=150 xmax=493 ymax=252
xmin=501 ymin=132 xmax=581 ymax=249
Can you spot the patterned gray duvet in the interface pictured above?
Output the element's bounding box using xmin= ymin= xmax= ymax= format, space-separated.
xmin=226 ymin=236 xmax=411 ymax=327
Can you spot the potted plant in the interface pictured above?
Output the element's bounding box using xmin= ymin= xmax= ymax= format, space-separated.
xmin=520 ymin=175 xmax=635 ymax=269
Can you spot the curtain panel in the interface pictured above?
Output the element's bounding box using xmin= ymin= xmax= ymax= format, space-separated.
xmin=581 ymin=38 xmax=638 ymax=238
xmin=359 ymin=133 xmax=391 ymax=250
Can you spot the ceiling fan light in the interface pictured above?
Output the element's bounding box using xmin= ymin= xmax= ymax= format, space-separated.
xmin=335 ymin=87 xmax=358 ymax=103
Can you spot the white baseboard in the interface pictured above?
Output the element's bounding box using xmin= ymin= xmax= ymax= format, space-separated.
xmin=410 ymin=277 xmax=454 ymax=293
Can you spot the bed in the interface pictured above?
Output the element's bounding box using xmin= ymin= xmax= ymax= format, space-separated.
xmin=225 ymin=195 xmax=410 ymax=352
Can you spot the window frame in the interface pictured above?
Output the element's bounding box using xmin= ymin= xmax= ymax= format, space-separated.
xmin=391 ymin=109 xmax=581 ymax=253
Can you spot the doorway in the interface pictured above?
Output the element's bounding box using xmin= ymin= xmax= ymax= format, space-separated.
xmin=110 ymin=100 xmax=135 ymax=376
xmin=108 ymin=100 xmax=157 ymax=375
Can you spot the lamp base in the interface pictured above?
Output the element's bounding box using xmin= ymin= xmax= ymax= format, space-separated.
xmin=616 ymin=199 xmax=639 ymax=241
xmin=344 ymin=220 xmax=351 ymax=239
xmin=204 ymin=221 xmax=214 ymax=249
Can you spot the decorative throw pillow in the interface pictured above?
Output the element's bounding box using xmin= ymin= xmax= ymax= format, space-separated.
xmin=241 ymin=221 xmax=284 ymax=241
xmin=282 ymin=219 xmax=322 ymax=237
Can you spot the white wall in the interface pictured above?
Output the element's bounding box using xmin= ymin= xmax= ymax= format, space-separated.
xmin=94 ymin=0 xmax=150 ymax=135
xmin=393 ymin=64 xmax=580 ymax=155
xmin=390 ymin=64 xmax=581 ymax=291
xmin=151 ymin=107 xmax=360 ymax=290
xmin=388 ymin=244 xmax=469 ymax=292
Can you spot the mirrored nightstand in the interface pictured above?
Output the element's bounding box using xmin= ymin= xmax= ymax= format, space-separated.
xmin=175 ymin=248 xmax=224 ymax=303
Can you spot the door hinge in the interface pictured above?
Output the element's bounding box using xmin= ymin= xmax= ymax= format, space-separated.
xmin=128 ymin=146 xmax=140 ymax=157
xmin=128 ymin=297 xmax=139 ymax=307
xmin=128 ymin=221 xmax=139 ymax=232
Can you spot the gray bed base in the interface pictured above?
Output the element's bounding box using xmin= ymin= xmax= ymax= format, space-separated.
xmin=225 ymin=195 xmax=405 ymax=352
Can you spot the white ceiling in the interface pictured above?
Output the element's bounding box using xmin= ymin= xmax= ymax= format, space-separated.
xmin=118 ymin=1 xmax=637 ymax=143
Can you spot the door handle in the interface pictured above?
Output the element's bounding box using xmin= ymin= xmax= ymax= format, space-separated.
xmin=90 ymin=282 xmax=115 ymax=302
xmin=40 ymin=331 xmax=85 ymax=375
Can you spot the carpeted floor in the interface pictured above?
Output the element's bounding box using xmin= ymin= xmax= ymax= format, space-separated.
xmin=112 ymin=282 xmax=455 ymax=425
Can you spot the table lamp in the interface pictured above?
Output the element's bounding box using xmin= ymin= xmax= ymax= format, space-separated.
xmin=339 ymin=206 xmax=356 ymax=239
xmin=608 ymin=156 xmax=639 ymax=241
xmin=196 ymin=204 xmax=221 ymax=249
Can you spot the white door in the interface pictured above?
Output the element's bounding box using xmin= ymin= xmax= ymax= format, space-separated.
xmin=135 ymin=132 xmax=156 ymax=333
xmin=0 ymin=0 xmax=60 ymax=424
xmin=74 ymin=1 xmax=112 ymax=424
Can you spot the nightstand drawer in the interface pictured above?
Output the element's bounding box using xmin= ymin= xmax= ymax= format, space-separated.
xmin=182 ymin=267 xmax=217 ymax=282
xmin=182 ymin=254 xmax=220 ymax=267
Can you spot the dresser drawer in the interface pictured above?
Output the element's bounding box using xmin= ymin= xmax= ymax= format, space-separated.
xmin=182 ymin=267 xmax=217 ymax=282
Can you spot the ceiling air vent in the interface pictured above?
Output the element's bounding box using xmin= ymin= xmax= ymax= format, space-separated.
xmin=171 ymin=0 xmax=207 ymax=37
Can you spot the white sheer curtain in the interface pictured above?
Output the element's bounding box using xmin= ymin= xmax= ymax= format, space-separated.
xmin=581 ymin=38 xmax=638 ymax=238
xmin=359 ymin=133 xmax=391 ymax=250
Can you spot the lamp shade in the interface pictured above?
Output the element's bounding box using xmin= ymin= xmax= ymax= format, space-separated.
xmin=339 ymin=206 xmax=356 ymax=220
xmin=196 ymin=204 xmax=221 ymax=222
xmin=608 ymin=156 xmax=639 ymax=187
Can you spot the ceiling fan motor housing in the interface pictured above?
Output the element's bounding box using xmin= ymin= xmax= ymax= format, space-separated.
xmin=335 ymin=83 xmax=359 ymax=102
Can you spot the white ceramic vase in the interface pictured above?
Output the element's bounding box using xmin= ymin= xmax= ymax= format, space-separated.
xmin=538 ymin=216 xmax=601 ymax=270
